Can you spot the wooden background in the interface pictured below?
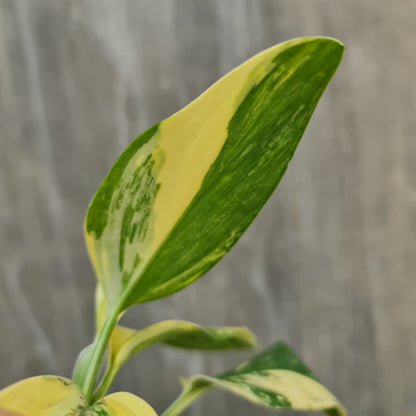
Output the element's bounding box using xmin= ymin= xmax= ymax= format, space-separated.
xmin=0 ymin=1 xmax=415 ymax=415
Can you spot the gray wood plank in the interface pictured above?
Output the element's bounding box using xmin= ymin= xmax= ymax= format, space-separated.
xmin=0 ymin=1 xmax=415 ymax=415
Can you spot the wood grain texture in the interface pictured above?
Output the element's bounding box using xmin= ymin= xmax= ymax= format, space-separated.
xmin=0 ymin=1 xmax=414 ymax=415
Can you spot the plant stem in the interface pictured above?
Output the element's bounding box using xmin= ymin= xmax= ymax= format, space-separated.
xmin=160 ymin=385 xmax=210 ymax=416
xmin=92 ymin=366 xmax=116 ymax=402
xmin=74 ymin=308 xmax=120 ymax=403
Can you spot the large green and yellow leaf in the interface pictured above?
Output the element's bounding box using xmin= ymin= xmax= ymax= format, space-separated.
xmin=94 ymin=320 xmax=256 ymax=399
xmin=85 ymin=37 xmax=344 ymax=311
xmin=162 ymin=343 xmax=345 ymax=416
xmin=0 ymin=376 xmax=157 ymax=416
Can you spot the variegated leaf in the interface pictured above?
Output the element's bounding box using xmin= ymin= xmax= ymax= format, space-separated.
xmin=163 ymin=343 xmax=345 ymax=416
xmin=0 ymin=376 xmax=86 ymax=416
xmin=91 ymin=392 xmax=157 ymax=416
xmin=0 ymin=376 xmax=157 ymax=416
xmin=85 ymin=37 xmax=344 ymax=311
xmin=94 ymin=320 xmax=256 ymax=399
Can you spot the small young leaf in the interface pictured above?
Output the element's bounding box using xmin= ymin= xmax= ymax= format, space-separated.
xmin=0 ymin=376 xmax=158 ymax=416
xmin=162 ymin=343 xmax=346 ymax=416
xmin=85 ymin=37 xmax=344 ymax=311
xmin=94 ymin=320 xmax=256 ymax=400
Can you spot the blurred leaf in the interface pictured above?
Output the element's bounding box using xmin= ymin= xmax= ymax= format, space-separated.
xmin=94 ymin=320 xmax=256 ymax=399
xmin=0 ymin=376 xmax=157 ymax=416
xmin=163 ymin=343 xmax=345 ymax=416
xmin=0 ymin=376 xmax=85 ymax=416
xmin=92 ymin=391 xmax=157 ymax=416
xmin=85 ymin=37 xmax=344 ymax=311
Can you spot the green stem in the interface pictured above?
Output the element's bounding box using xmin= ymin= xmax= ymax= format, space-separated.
xmin=161 ymin=385 xmax=210 ymax=416
xmin=92 ymin=366 xmax=117 ymax=402
xmin=93 ymin=320 xmax=180 ymax=401
xmin=73 ymin=308 xmax=120 ymax=403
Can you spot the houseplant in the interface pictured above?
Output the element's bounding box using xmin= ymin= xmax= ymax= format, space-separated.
xmin=0 ymin=36 xmax=345 ymax=416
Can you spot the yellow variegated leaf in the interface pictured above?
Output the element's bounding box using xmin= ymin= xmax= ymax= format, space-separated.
xmin=85 ymin=37 xmax=344 ymax=312
xmin=184 ymin=371 xmax=343 ymax=414
xmin=0 ymin=376 xmax=86 ymax=416
xmin=0 ymin=376 xmax=157 ymax=416
xmin=162 ymin=343 xmax=346 ymax=416
xmin=76 ymin=36 xmax=344 ymax=402
xmin=92 ymin=392 xmax=157 ymax=416
xmin=94 ymin=320 xmax=256 ymax=400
